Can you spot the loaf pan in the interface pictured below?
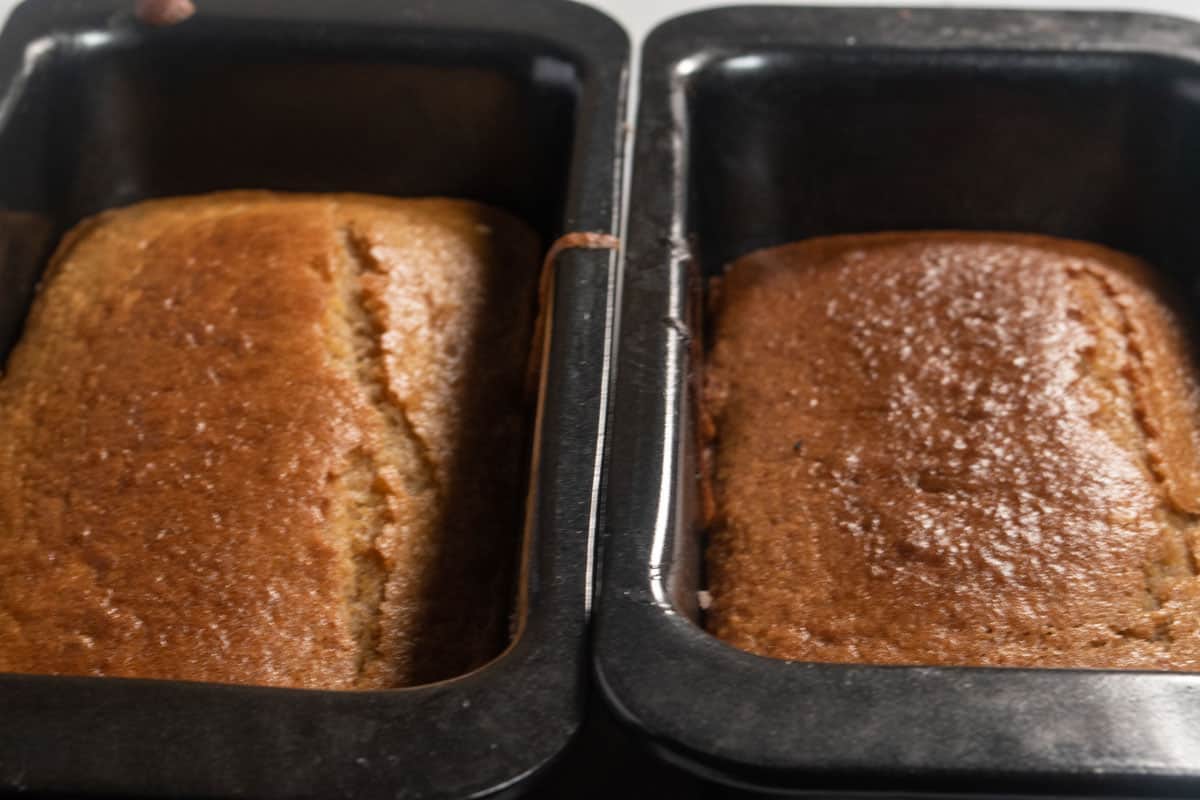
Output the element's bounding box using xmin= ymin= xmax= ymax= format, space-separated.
xmin=0 ymin=0 xmax=626 ymax=797
xmin=596 ymin=7 xmax=1200 ymax=797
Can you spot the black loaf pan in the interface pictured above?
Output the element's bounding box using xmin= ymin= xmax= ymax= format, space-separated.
xmin=0 ymin=0 xmax=626 ymax=797
xmin=597 ymin=6 xmax=1200 ymax=798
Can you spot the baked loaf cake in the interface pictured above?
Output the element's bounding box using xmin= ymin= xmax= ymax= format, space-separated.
xmin=704 ymin=232 xmax=1200 ymax=669
xmin=0 ymin=192 xmax=538 ymax=688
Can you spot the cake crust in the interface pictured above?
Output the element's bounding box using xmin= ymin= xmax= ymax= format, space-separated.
xmin=705 ymin=232 xmax=1200 ymax=669
xmin=0 ymin=192 xmax=537 ymax=688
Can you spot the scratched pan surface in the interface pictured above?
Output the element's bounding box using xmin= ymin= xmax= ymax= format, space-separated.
xmin=597 ymin=6 xmax=1200 ymax=797
xmin=0 ymin=0 xmax=626 ymax=797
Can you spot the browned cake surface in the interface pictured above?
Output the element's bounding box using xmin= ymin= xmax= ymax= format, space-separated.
xmin=704 ymin=232 xmax=1200 ymax=669
xmin=0 ymin=191 xmax=537 ymax=688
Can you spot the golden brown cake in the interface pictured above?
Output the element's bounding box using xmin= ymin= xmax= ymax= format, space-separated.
xmin=704 ymin=232 xmax=1200 ymax=669
xmin=0 ymin=191 xmax=538 ymax=689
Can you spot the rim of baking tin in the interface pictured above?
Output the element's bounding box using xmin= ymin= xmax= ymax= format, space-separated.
xmin=596 ymin=6 xmax=1200 ymax=796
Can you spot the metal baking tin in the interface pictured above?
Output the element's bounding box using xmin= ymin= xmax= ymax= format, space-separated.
xmin=596 ymin=7 xmax=1200 ymax=796
xmin=0 ymin=0 xmax=626 ymax=797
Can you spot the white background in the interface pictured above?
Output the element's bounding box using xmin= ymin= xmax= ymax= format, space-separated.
xmin=1 ymin=0 xmax=1199 ymax=44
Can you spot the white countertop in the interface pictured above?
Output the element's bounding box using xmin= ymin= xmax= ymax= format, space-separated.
xmin=1 ymin=0 xmax=1198 ymax=43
